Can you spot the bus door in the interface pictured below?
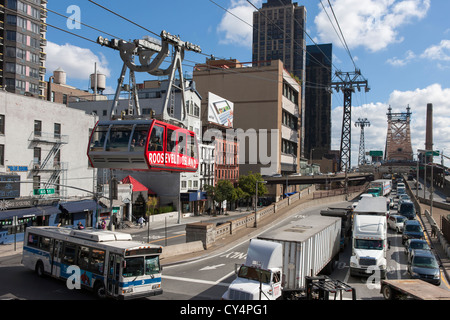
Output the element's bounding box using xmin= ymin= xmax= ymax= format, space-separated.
xmin=51 ymin=239 xmax=62 ymax=277
xmin=107 ymin=253 xmax=121 ymax=297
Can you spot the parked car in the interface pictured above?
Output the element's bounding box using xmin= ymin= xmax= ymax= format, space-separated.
xmin=407 ymin=249 xmax=441 ymax=286
xmin=398 ymin=201 xmax=416 ymax=220
xmin=388 ymin=215 xmax=407 ymax=233
xmin=402 ymin=220 xmax=424 ymax=244
xmin=404 ymin=239 xmax=431 ymax=259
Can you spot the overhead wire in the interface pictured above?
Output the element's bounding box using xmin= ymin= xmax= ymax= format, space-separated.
xmin=42 ymin=2 xmax=338 ymax=92
xmin=325 ymin=0 xmax=357 ymax=70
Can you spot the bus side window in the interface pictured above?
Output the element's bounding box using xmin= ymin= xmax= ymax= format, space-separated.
xmin=39 ymin=236 xmax=51 ymax=252
xmin=62 ymin=243 xmax=77 ymax=265
xmin=91 ymin=249 xmax=105 ymax=274
xmin=28 ymin=233 xmax=38 ymax=247
xmin=78 ymin=246 xmax=90 ymax=271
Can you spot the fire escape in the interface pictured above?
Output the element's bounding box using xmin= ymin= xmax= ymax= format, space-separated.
xmin=28 ymin=129 xmax=68 ymax=198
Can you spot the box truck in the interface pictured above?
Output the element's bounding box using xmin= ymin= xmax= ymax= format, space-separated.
xmin=222 ymin=216 xmax=341 ymax=300
xmin=367 ymin=179 xmax=392 ymax=197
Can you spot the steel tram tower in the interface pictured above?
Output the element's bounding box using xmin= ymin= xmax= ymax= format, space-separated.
xmin=330 ymin=70 xmax=370 ymax=172
xmin=355 ymin=118 xmax=370 ymax=166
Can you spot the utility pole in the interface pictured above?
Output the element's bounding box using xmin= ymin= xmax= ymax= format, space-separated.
xmin=355 ymin=118 xmax=370 ymax=166
xmin=330 ymin=70 xmax=370 ymax=173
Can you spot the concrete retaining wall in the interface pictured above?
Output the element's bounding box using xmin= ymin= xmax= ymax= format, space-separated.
xmin=160 ymin=240 xmax=204 ymax=259
xmin=186 ymin=187 xmax=362 ymax=250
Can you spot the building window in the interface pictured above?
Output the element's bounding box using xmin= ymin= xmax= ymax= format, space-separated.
xmin=33 ymin=147 xmax=41 ymax=165
xmin=0 ymin=115 xmax=5 ymax=135
xmin=34 ymin=120 xmax=42 ymax=136
xmin=33 ymin=175 xmax=40 ymax=190
xmin=0 ymin=145 xmax=4 ymax=166
xmin=54 ymin=123 xmax=61 ymax=139
xmin=62 ymin=95 xmax=68 ymax=105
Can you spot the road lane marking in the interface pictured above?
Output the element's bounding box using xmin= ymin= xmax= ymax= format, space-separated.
xmin=162 ymin=275 xmax=231 ymax=287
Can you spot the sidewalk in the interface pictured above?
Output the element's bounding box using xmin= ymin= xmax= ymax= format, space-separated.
xmin=0 ymin=208 xmax=253 ymax=259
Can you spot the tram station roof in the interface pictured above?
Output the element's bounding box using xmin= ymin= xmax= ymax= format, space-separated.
xmin=122 ymin=176 xmax=155 ymax=195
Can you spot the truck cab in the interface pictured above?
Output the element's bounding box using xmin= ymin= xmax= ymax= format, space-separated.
xmin=222 ymin=239 xmax=283 ymax=300
xmin=350 ymin=215 xmax=389 ymax=279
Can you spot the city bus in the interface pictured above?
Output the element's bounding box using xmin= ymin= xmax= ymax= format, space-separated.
xmin=22 ymin=226 xmax=163 ymax=300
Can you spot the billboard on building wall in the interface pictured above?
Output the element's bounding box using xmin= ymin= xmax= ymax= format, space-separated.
xmin=208 ymin=92 xmax=234 ymax=127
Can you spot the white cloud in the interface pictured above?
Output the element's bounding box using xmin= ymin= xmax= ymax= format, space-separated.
xmin=332 ymin=83 xmax=450 ymax=167
xmin=45 ymin=41 xmax=111 ymax=80
xmin=216 ymin=0 xmax=262 ymax=47
xmin=315 ymin=0 xmax=430 ymax=52
xmin=386 ymin=50 xmax=416 ymax=66
xmin=420 ymin=39 xmax=450 ymax=61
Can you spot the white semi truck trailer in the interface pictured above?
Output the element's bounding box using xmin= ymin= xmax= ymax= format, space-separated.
xmin=222 ymin=215 xmax=341 ymax=300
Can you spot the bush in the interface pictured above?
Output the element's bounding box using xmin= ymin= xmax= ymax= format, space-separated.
xmin=157 ymin=205 xmax=174 ymax=214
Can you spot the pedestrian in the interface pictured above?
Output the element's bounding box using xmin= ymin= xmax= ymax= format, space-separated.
xmin=138 ymin=216 xmax=144 ymax=228
xmin=101 ymin=220 xmax=106 ymax=230
xmin=431 ymin=224 xmax=437 ymax=238
xmin=77 ymin=222 xmax=85 ymax=230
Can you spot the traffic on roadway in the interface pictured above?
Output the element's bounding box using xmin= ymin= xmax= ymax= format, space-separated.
xmin=1 ymin=175 xmax=449 ymax=302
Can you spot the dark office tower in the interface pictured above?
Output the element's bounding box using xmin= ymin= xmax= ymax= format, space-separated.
xmin=305 ymin=44 xmax=332 ymax=161
xmin=1 ymin=0 xmax=47 ymax=98
xmin=252 ymin=0 xmax=307 ymax=156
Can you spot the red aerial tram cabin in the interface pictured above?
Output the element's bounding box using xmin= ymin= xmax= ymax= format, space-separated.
xmin=87 ymin=119 xmax=198 ymax=172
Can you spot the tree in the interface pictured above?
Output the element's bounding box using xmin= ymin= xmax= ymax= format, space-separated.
xmin=215 ymin=180 xmax=236 ymax=214
xmin=238 ymin=172 xmax=268 ymax=209
xmin=145 ymin=196 xmax=158 ymax=242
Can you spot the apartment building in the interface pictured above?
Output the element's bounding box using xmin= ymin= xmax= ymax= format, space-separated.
xmin=0 ymin=90 xmax=99 ymax=243
xmin=193 ymin=59 xmax=301 ymax=200
xmin=1 ymin=0 xmax=47 ymax=98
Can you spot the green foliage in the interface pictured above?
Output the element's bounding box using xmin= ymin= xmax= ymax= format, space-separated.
xmin=146 ymin=196 xmax=158 ymax=217
xmin=238 ymin=171 xmax=268 ymax=198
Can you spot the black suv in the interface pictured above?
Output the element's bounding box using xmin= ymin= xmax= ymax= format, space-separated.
xmin=398 ymin=201 xmax=416 ymax=220
xmin=402 ymin=220 xmax=424 ymax=244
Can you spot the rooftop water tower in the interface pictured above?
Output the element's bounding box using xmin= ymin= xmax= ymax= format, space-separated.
xmin=90 ymin=72 xmax=106 ymax=94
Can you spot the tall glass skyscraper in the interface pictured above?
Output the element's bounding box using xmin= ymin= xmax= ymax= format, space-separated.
xmin=305 ymin=44 xmax=332 ymax=161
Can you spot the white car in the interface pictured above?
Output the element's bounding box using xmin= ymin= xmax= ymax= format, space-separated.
xmin=388 ymin=214 xmax=407 ymax=233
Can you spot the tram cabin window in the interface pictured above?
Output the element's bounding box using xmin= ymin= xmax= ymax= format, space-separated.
xmin=149 ymin=125 xmax=164 ymax=152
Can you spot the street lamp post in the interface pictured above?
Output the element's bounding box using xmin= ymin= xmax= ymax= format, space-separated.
xmin=255 ymin=180 xmax=267 ymax=228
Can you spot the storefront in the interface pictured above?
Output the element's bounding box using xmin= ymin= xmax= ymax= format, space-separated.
xmin=0 ymin=199 xmax=105 ymax=244
xmin=0 ymin=204 xmax=60 ymax=244
xmin=180 ymin=190 xmax=207 ymax=216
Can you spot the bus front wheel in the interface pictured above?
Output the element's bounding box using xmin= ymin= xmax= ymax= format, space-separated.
xmin=94 ymin=282 xmax=106 ymax=299
xmin=35 ymin=261 xmax=45 ymax=277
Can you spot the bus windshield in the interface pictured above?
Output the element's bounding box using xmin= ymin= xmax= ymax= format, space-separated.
xmin=123 ymin=255 xmax=160 ymax=277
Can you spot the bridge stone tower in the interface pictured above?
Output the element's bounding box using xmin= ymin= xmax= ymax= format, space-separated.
xmin=385 ymin=106 xmax=413 ymax=161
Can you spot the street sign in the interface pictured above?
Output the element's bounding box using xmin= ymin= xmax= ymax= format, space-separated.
xmin=426 ymin=151 xmax=440 ymax=156
xmin=33 ymin=188 xmax=55 ymax=195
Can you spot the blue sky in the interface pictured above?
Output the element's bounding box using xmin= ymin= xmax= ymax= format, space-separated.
xmin=45 ymin=0 xmax=450 ymax=167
